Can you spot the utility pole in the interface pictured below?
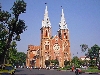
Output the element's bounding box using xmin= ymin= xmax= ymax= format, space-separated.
xmin=99 ymin=50 xmax=100 ymax=70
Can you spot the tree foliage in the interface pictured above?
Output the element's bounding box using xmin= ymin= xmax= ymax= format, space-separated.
xmin=50 ymin=59 xmax=59 ymax=66
xmin=0 ymin=0 xmax=27 ymax=64
xmin=7 ymin=41 xmax=17 ymax=64
xmin=64 ymin=60 xmax=70 ymax=66
xmin=71 ymin=56 xmax=82 ymax=66
xmin=16 ymin=52 xmax=26 ymax=66
xmin=80 ymin=44 xmax=88 ymax=52
xmin=86 ymin=44 xmax=100 ymax=66
xmin=4 ymin=41 xmax=26 ymax=66
xmin=87 ymin=44 xmax=100 ymax=59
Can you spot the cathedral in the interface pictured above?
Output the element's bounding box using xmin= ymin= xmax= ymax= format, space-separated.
xmin=26 ymin=6 xmax=71 ymax=68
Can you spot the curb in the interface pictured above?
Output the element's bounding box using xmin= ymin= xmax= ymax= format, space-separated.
xmin=59 ymin=70 xmax=100 ymax=74
xmin=60 ymin=70 xmax=71 ymax=72
xmin=80 ymin=72 xmax=100 ymax=74
xmin=57 ymin=70 xmax=61 ymax=71
xmin=85 ymin=72 xmax=100 ymax=74
xmin=61 ymin=70 xmax=67 ymax=71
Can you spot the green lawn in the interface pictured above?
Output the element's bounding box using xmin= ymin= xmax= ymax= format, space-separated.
xmin=58 ymin=65 xmax=100 ymax=73
xmin=58 ymin=67 xmax=100 ymax=73
xmin=58 ymin=67 xmax=71 ymax=70
xmin=82 ymin=69 xmax=100 ymax=73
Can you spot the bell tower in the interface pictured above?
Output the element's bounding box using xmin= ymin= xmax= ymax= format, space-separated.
xmin=58 ymin=9 xmax=69 ymax=40
xmin=40 ymin=5 xmax=51 ymax=68
xmin=40 ymin=6 xmax=51 ymax=39
xmin=58 ymin=8 xmax=71 ymax=67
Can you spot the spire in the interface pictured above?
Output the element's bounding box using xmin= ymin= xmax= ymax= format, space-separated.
xmin=42 ymin=5 xmax=51 ymax=28
xmin=59 ymin=8 xmax=68 ymax=29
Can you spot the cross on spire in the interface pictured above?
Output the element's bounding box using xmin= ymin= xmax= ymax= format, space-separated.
xmin=45 ymin=3 xmax=47 ymax=5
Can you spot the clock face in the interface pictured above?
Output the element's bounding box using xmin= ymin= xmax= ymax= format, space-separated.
xmin=53 ymin=44 xmax=60 ymax=51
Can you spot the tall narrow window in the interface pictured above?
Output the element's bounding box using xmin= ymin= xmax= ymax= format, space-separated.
xmin=64 ymin=33 xmax=67 ymax=39
xmin=59 ymin=33 xmax=61 ymax=39
xmin=66 ymin=36 xmax=67 ymax=39
xmin=45 ymin=30 xmax=48 ymax=37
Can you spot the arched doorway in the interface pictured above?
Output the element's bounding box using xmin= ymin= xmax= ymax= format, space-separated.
xmin=45 ymin=60 xmax=50 ymax=67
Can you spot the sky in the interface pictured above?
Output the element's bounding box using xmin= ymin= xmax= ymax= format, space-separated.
xmin=0 ymin=0 xmax=100 ymax=58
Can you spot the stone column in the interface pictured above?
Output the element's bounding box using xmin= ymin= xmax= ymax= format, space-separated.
xmin=59 ymin=57 xmax=62 ymax=67
xmin=41 ymin=56 xmax=44 ymax=68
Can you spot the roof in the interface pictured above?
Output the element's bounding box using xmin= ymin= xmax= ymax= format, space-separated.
xmin=28 ymin=45 xmax=40 ymax=51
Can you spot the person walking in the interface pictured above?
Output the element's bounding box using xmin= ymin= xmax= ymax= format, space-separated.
xmin=71 ymin=66 xmax=75 ymax=72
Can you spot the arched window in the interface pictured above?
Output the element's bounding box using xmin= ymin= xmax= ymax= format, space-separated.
xmin=64 ymin=33 xmax=67 ymax=39
xmin=59 ymin=33 xmax=61 ymax=39
xmin=66 ymin=36 xmax=67 ymax=39
xmin=45 ymin=30 xmax=48 ymax=37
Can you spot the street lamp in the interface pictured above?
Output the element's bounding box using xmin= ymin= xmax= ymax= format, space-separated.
xmin=98 ymin=50 xmax=100 ymax=70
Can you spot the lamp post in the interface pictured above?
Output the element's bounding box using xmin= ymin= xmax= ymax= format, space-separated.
xmin=98 ymin=50 xmax=100 ymax=70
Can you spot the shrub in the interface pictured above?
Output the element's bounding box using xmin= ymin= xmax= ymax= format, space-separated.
xmin=89 ymin=66 xmax=98 ymax=69
xmin=65 ymin=65 xmax=71 ymax=70
xmin=75 ymin=65 xmax=80 ymax=68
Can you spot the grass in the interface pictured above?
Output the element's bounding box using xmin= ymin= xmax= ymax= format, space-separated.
xmin=58 ymin=67 xmax=71 ymax=70
xmin=58 ymin=66 xmax=100 ymax=73
xmin=82 ymin=69 xmax=100 ymax=73
xmin=57 ymin=65 xmax=100 ymax=73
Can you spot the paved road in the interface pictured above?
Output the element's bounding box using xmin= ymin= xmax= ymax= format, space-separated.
xmin=15 ymin=68 xmax=99 ymax=75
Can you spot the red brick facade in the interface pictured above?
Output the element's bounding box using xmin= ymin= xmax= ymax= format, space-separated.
xmin=26 ymin=6 xmax=71 ymax=68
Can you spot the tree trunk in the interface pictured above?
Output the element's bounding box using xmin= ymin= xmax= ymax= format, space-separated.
xmin=1 ymin=13 xmax=18 ymax=65
xmin=96 ymin=58 xmax=98 ymax=66
xmin=2 ymin=32 xmax=13 ymax=64
xmin=0 ymin=54 xmax=4 ymax=65
xmin=1 ymin=47 xmax=9 ymax=64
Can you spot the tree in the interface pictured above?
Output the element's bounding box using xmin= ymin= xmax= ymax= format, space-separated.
xmin=4 ymin=41 xmax=26 ymax=66
xmin=16 ymin=52 xmax=26 ymax=66
xmin=7 ymin=41 xmax=17 ymax=64
xmin=80 ymin=44 xmax=88 ymax=52
xmin=64 ymin=60 xmax=70 ymax=67
xmin=50 ymin=59 xmax=59 ymax=66
xmin=86 ymin=44 xmax=100 ymax=66
xmin=80 ymin=44 xmax=89 ymax=66
xmin=54 ymin=59 xmax=59 ymax=65
xmin=71 ymin=56 xmax=81 ymax=67
xmin=0 ymin=0 xmax=27 ymax=64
